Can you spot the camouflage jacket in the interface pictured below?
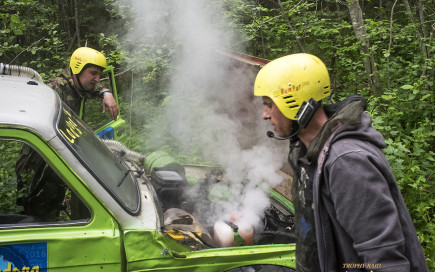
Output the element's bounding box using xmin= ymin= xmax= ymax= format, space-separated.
xmin=47 ymin=68 xmax=110 ymax=118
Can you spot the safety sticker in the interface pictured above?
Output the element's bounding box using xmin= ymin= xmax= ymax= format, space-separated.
xmin=0 ymin=243 xmax=46 ymax=272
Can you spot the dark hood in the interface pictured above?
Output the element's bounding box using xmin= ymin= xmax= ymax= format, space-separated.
xmin=307 ymin=95 xmax=386 ymax=161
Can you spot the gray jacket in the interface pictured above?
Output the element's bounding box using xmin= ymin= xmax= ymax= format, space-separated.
xmin=309 ymin=95 xmax=429 ymax=272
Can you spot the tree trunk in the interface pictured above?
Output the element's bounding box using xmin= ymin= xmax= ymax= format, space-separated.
xmin=379 ymin=0 xmax=383 ymax=19
xmin=416 ymin=0 xmax=427 ymax=38
xmin=256 ymin=0 xmax=266 ymax=56
xmin=386 ymin=0 xmax=399 ymax=89
xmin=348 ymin=0 xmax=379 ymax=95
xmin=74 ymin=0 xmax=81 ymax=47
xmin=403 ymin=0 xmax=430 ymax=78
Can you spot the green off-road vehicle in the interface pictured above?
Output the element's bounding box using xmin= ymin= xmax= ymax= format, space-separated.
xmin=0 ymin=62 xmax=296 ymax=272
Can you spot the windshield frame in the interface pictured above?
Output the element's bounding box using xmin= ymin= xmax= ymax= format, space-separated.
xmin=55 ymin=102 xmax=140 ymax=215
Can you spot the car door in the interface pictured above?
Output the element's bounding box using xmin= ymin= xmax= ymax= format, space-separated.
xmin=0 ymin=128 xmax=123 ymax=272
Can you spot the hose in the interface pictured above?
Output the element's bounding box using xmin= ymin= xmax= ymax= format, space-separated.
xmin=0 ymin=63 xmax=43 ymax=82
xmin=260 ymin=230 xmax=296 ymax=239
xmin=102 ymin=139 xmax=146 ymax=165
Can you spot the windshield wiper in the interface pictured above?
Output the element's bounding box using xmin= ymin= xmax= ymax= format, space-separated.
xmin=117 ymin=169 xmax=144 ymax=187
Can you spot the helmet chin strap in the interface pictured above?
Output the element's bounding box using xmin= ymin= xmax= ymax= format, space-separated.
xmin=71 ymin=68 xmax=88 ymax=92
xmin=289 ymin=121 xmax=300 ymax=141
xmin=76 ymin=75 xmax=87 ymax=91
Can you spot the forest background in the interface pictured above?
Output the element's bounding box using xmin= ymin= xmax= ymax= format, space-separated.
xmin=1 ymin=0 xmax=433 ymax=268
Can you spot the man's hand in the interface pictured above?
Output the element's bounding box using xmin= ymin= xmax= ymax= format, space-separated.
xmin=102 ymin=92 xmax=119 ymax=120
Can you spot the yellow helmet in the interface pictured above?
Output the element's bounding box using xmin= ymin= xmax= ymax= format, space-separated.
xmin=69 ymin=47 xmax=107 ymax=74
xmin=254 ymin=53 xmax=331 ymax=120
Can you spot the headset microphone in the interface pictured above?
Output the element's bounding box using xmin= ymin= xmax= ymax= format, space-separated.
xmin=266 ymin=131 xmax=291 ymax=140
xmin=266 ymin=124 xmax=302 ymax=141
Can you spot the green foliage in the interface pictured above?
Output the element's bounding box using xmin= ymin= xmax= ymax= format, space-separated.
xmin=370 ymin=79 xmax=434 ymax=269
xmin=0 ymin=0 xmax=67 ymax=77
xmin=0 ymin=0 xmax=433 ymax=268
xmin=0 ymin=141 xmax=25 ymax=214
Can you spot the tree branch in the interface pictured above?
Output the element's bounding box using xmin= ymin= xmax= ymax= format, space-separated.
xmin=276 ymin=0 xmax=305 ymax=52
xmin=10 ymin=37 xmax=46 ymax=64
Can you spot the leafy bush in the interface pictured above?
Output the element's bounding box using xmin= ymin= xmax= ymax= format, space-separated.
xmin=0 ymin=141 xmax=26 ymax=214
xmin=370 ymin=80 xmax=434 ymax=268
xmin=0 ymin=0 xmax=433 ymax=268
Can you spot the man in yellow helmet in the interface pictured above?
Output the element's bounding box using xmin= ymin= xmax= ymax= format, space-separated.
xmin=254 ymin=53 xmax=428 ymax=272
xmin=48 ymin=47 xmax=118 ymax=120
xmin=15 ymin=47 xmax=119 ymax=221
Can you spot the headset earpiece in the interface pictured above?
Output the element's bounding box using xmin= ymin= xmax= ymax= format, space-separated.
xmin=296 ymin=98 xmax=318 ymax=128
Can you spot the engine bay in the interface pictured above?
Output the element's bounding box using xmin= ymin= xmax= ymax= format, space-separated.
xmin=146 ymin=167 xmax=296 ymax=250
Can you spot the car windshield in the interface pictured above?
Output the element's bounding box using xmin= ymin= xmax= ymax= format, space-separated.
xmin=56 ymin=103 xmax=140 ymax=214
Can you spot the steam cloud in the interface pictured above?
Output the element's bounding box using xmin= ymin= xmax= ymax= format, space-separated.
xmin=118 ymin=0 xmax=288 ymax=229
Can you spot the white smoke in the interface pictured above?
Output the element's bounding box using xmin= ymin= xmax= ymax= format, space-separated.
xmin=118 ymin=0 xmax=289 ymax=229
